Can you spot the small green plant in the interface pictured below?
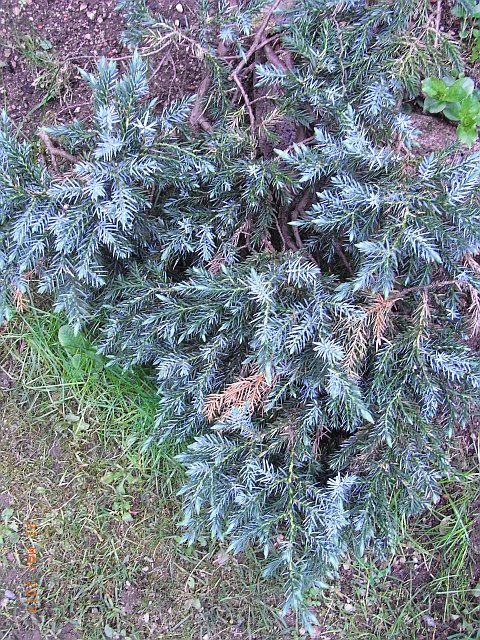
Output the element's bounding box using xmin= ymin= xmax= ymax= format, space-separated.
xmin=58 ymin=323 xmax=104 ymax=375
xmin=471 ymin=28 xmax=480 ymax=61
xmin=422 ymin=75 xmax=480 ymax=144
xmin=16 ymin=33 xmax=72 ymax=108
xmin=452 ymin=1 xmax=480 ymax=61
xmin=0 ymin=507 xmax=19 ymax=545
xmin=452 ymin=2 xmax=480 ymax=37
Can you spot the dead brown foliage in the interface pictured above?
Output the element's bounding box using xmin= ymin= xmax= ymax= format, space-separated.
xmin=204 ymin=372 xmax=274 ymax=422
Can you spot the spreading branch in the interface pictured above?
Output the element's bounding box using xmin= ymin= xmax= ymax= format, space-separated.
xmin=38 ymin=130 xmax=77 ymax=171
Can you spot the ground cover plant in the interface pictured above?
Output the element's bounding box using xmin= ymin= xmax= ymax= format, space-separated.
xmin=421 ymin=75 xmax=480 ymax=144
xmin=1 ymin=0 xmax=480 ymax=634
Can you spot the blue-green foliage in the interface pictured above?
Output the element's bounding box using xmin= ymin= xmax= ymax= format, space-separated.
xmin=0 ymin=53 xmax=209 ymax=329
xmin=1 ymin=0 xmax=480 ymax=629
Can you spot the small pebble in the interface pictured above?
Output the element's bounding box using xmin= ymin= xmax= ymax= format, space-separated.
xmin=175 ymin=3 xmax=184 ymax=12
xmin=344 ymin=602 xmax=355 ymax=614
xmin=423 ymin=615 xmax=436 ymax=628
xmin=174 ymin=19 xmax=180 ymax=27
xmin=4 ymin=590 xmax=15 ymax=600
xmin=80 ymin=2 xmax=88 ymax=9
xmin=86 ymin=10 xmax=96 ymax=20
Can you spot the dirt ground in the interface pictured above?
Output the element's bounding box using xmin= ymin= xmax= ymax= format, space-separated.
xmin=0 ymin=0 xmax=202 ymax=130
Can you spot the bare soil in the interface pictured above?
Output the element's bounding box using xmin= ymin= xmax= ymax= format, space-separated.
xmin=0 ymin=0 xmax=202 ymax=131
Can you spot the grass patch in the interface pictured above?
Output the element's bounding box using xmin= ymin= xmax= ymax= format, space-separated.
xmin=0 ymin=309 xmax=288 ymax=639
xmin=15 ymin=32 xmax=73 ymax=116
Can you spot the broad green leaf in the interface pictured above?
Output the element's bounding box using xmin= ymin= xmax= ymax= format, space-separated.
xmin=423 ymin=96 xmax=447 ymax=114
xmin=40 ymin=38 xmax=53 ymax=50
xmin=452 ymin=2 xmax=468 ymax=16
xmin=104 ymin=625 xmax=114 ymax=639
xmin=421 ymin=77 xmax=447 ymax=99
xmin=445 ymin=77 xmax=475 ymax=102
xmin=459 ymin=95 xmax=480 ymax=119
xmin=58 ymin=324 xmax=89 ymax=352
xmin=360 ymin=407 xmax=375 ymax=423
xmin=2 ymin=507 xmax=14 ymax=523
xmin=70 ymin=353 xmax=83 ymax=371
xmin=457 ymin=123 xmax=478 ymax=145
xmin=443 ymin=103 xmax=462 ymax=121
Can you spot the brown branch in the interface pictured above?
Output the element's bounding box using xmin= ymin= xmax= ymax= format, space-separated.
xmin=278 ymin=205 xmax=297 ymax=251
xmin=38 ymin=130 xmax=77 ymax=171
xmin=232 ymin=73 xmax=256 ymax=127
xmin=198 ymin=115 xmax=214 ymax=133
xmin=229 ymin=1 xmax=284 ymax=127
xmin=282 ymin=134 xmax=316 ymax=155
xmin=261 ymin=231 xmax=276 ymax=253
xmin=275 ymin=217 xmax=287 ymax=251
xmin=189 ymin=3 xmax=237 ymax=134
xmin=190 ymin=74 xmax=212 ymax=131
xmin=231 ymin=0 xmax=283 ymax=78
xmin=392 ymin=279 xmax=460 ymax=300
xmin=264 ymin=44 xmax=287 ymax=72
xmin=255 ymin=34 xmax=282 ymax=52
xmin=151 ymin=49 xmax=175 ymax=80
xmin=335 ymin=241 xmax=354 ymax=276
xmin=288 ymin=190 xmax=310 ymax=249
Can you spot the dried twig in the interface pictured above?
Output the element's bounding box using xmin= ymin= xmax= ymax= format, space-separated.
xmin=151 ymin=49 xmax=175 ymax=79
xmin=392 ymin=279 xmax=459 ymax=300
xmin=229 ymin=0 xmax=284 ymax=128
xmin=278 ymin=206 xmax=298 ymax=250
xmin=190 ymin=74 xmax=212 ymax=131
xmin=282 ymin=135 xmax=316 ymax=154
xmin=232 ymin=73 xmax=256 ymax=127
xmin=288 ymin=190 xmax=311 ymax=249
xmin=38 ymin=130 xmax=77 ymax=171
xmin=264 ymin=43 xmax=288 ymax=72
xmin=366 ymin=294 xmax=397 ymax=349
xmin=467 ymin=285 xmax=480 ymax=337
xmin=434 ymin=0 xmax=442 ymax=48
xmin=335 ymin=240 xmax=354 ymax=276
xmin=231 ymin=0 xmax=283 ymax=78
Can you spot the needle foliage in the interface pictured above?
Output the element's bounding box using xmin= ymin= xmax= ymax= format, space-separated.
xmin=1 ymin=0 xmax=479 ymax=628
